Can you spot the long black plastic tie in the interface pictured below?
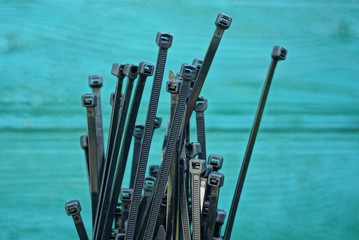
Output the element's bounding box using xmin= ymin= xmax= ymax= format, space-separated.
xmin=224 ymin=46 xmax=287 ymax=240
xmin=88 ymin=75 xmax=105 ymax=184
xmin=81 ymin=93 xmax=99 ymax=226
xmin=125 ymin=32 xmax=173 ymax=240
xmin=184 ymin=13 xmax=232 ymax=131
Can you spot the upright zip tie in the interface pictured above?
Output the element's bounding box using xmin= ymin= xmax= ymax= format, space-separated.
xmin=224 ymin=46 xmax=287 ymax=240
xmin=184 ymin=13 xmax=232 ymax=131
xmin=65 ymin=200 xmax=89 ymax=240
xmin=143 ymin=64 xmax=198 ymax=240
xmin=126 ymin=32 xmax=173 ymax=240
xmin=81 ymin=93 xmax=99 ymax=225
xmin=204 ymin=172 xmax=224 ymax=240
xmin=88 ymin=75 xmax=105 ymax=182
xmin=194 ymin=96 xmax=208 ymax=160
xmin=189 ymin=159 xmax=206 ymax=240
xmin=97 ymin=64 xmax=139 ymax=240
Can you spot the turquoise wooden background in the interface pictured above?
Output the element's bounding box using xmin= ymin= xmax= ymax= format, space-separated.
xmin=0 ymin=0 xmax=358 ymax=239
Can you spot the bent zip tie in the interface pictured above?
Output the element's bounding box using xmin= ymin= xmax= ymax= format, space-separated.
xmin=189 ymin=159 xmax=206 ymax=240
xmin=205 ymin=172 xmax=224 ymax=240
xmin=224 ymin=46 xmax=287 ymax=240
xmin=65 ymin=200 xmax=89 ymax=240
xmin=184 ymin=13 xmax=232 ymax=131
xmin=97 ymin=64 xmax=139 ymax=240
xmin=81 ymin=93 xmax=99 ymax=225
xmin=126 ymin=32 xmax=173 ymax=240
xmin=143 ymin=64 xmax=197 ymax=240
xmin=89 ymin=74 xmax=105 ymax=183
xmin=194 ymin=96 xmax=208 ymax=160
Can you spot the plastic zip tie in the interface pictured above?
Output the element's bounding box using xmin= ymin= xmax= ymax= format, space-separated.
xmin=65 ymin=200 xmax=89 ymax=240
xmin=224 ymin=46 xmax=287 ymax=240
xmin=184 ymin=13 xmax=232 ymax=131
xmin=126 ymin=32 xmax=173 ymax=240
xmin=205 ymin=172 xmax=224 ymax=240
xmin=82 ymin=93 xmax=99 ymax=225
xmin=189 ymin=159 xmax=206 ymax=240
xmin=89 ymin=74 xmax=105 ymax=183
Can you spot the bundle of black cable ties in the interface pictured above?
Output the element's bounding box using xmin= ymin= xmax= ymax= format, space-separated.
xmin=64 ymin=12 xmax=287 ymax=240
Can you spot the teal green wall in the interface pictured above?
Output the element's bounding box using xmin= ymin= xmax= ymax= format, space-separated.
xmin=0 ymin=1 xmax=358 ymax=239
